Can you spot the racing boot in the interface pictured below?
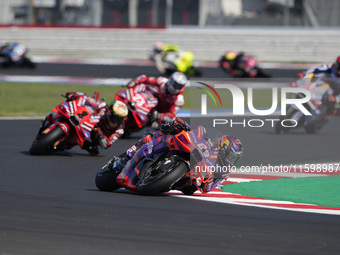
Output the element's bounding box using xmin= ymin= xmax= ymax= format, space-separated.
xmin=82 ymin=140 xmax=100 ymax=156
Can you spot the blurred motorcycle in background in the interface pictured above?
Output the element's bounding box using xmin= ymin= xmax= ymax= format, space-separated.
xmin=275 ymin=75 xmax=334 ymax=134
xmin=219 ymin=51 xmax=270 ymax=78
xmin=0 ymin=42 xmax=36 ymax=68
xmin=148 ymin=42 xmax=201 ymax=77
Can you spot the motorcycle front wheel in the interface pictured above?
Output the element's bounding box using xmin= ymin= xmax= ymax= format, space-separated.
xmin=29 ymin=125 xmax=65 ymax=155
xmin=137 ymin=159 xmax=188 ymax=195
xmin=22 ymin=57 xmax=36 ymax=68
xmin=275 ymin=107 xmax=301 ymax=134
xmin=304 ymin=118 xmax=329 ymax=134
xmin=95 ymin=157 xmax=122 ymax=192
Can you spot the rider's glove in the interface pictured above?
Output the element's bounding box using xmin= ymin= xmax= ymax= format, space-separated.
xmin=173 ymin=118 xmax=190 ymax=132
xmin=160 ymin=122 xmax=175 ymax=134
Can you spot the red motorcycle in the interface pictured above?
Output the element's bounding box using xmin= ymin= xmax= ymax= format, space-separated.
xmin=115 ymin=84 xmax=158 ymax=135
xmin=29 ymin=92 xmax=102 ymax=155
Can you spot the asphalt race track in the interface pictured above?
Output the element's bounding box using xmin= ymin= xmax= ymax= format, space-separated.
xmin=0 ymin=62 xmax=304 ymax=79
xmin=1 ymin=63 xmax=340 ymax=255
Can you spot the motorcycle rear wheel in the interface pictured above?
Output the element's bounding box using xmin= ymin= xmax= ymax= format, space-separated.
xmin=29 ymin=125 xmax=65 ymax=155
xmin=137 ymin=159 xmax=188 ymax=196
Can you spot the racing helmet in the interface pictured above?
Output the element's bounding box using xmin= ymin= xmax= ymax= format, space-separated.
xmin=153 ymin=41 xmax=164 ymax=53
xmin=108 ymin=100 xmax=128 ymax=124
xmin=165 ymin=72 xmax=188 ymax=95
xmin=335 ymin=56 xmax=340 ymax=75
xmin=212 ymin=135 xmax=243 ymax=166
xmin=225 ymin=51 xmax=237 ymax=61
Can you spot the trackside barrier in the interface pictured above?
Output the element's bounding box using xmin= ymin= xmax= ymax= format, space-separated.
xmin=0 ymin=26 xmax=338 ymax=63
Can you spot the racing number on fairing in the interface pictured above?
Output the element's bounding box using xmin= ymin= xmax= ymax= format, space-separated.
xmin=134 ymin=94 xmax=146 ymax=107
xmin=197 ymin=143 xmax=210 ymax=157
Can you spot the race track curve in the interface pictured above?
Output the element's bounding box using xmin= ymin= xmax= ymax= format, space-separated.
xmin=0 ymin=63 xmax=340 ymax=255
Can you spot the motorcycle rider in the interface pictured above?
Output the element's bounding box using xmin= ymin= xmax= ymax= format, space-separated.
xmin=151 ymin=41 xmax=181 ymax=74
xmin=43 ymin=92 xmax=128 ymax=156
xmin=219 ymin=51 xmax=248 ymax=77
xmin=111 ymin=118 xmax=243 ymax=195
xmin=126 ymin=71 xmax=188 ymax=129
xmin=150 ymin=41 xmax=197 ymax=75
xmin=299 ymin=56 xmax=340 ymax=121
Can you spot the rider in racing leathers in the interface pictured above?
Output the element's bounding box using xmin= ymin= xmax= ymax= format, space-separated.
xmin=42 ymin=92 xmax=128 ymax=156
xmin=299 ymin=56 xmax=340 ymax=122
xmin=126 ymin=71 xmax=188 ymax=129
xmin=111 ymin=118 xmax=243 ymax=195
xmin=151 ymin=42 xmax=181 ymax=74
xmin=219 ymin=51 xmax=248 ymax=77
xmin=150 ymin=42 xmax=198 ymax=76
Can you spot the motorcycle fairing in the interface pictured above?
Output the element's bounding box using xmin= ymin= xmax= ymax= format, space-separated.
xmin=115 ymin=85 xmax=158 ymax=130
xmin=53 ymin=99 xmax=100 ymax=146
xmin=116 ymin=130 xmax=191 ymax=191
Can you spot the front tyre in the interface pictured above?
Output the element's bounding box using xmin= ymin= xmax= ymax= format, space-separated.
xmin=304 ymin=118 xmax=329 ymax=134
xmin=29 ymin=125 xmax=65 ymax=155
xmin=137 ymin=159 xmax=188 ymax=196
xmin=275 ymin=107 xmax=298 ymax=134
xmin=22 ymin=57 xmax=36 ymax=68
xmin=95 ymin=157 xmax=122 ymax=192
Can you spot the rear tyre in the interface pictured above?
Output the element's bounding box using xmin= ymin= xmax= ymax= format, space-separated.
xmin=137 ymin=159 xmax=188 ymax=195
xmin=29 ymin=126 xmax=65 ymax=155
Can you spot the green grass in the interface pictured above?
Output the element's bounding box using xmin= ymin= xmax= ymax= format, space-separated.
xmin=220 ymin=175 xmax=340 ymax=208
xmin=0 ymin=82 xmax=278 ymax=117
xmin=0 ymin=83 xmax=122 ymax=116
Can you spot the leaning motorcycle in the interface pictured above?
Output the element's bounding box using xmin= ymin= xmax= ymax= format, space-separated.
xmin=95 ymin=126 xmax=238 ymax=195
xmin=114 ymin=84 xmax=158 ymax=136
xmin=275 ymin=76 xmax=333 ymax=134
xmin=0 ymin=42 xmax=36 ymax=68
xmin=29 ymin=93 xmax=102 ymax=155
xmin=148 ymin=48 xmax=201 ymax=77
xmin=219 ymin=54 xmax=270 ymax=78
